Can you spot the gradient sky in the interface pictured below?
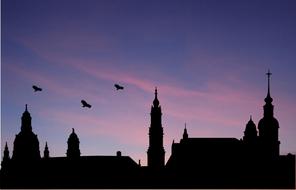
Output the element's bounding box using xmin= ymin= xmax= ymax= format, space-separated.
xmin=2 ymin=0 xmax=296 ymax=166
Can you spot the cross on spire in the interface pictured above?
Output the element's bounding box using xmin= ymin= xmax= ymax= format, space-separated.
xmin=266 ymin=69 xmax=272 ymax=95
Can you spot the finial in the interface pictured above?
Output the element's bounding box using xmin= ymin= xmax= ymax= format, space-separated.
xmin=185 ymin=122 xmax=187 ymax=129
xmin=264 ymin=69 xmax=273 ymax=103
xmin=72 ymin=128 xmax=75 ymax=133
xmin=25 ymin=104 xmax=28 ymax=111
xmin=250 ymin=115 xmax=252 ymax=121
xmin=266 ymin=69 xmax=272 ymax=96
xmin=5 ymin=142 xmax=8 ymax=148
xmin=153 ymin=87 xmax=160 ymax=107
xmin=45 ymin=142 xmax=48 ymax=148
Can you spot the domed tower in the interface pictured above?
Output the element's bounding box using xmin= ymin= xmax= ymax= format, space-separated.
xmin=12 ymin=105 xmax=41 ymax=161
xmin=243 ymin=116 xmax=257 ymax=143
xmin=258 ymin=70 xmax=280 ymax=157
xmin=147 ymin=88 xmax=165 ymax=168
xmin=67 ymin=128 xmax=81 ymax=159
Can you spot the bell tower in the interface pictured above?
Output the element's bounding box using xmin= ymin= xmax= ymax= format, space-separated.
xmin=258 ymin=70 xmax=280 ymax=157
xmin=147 ymin=88 xmax=165 ymax=168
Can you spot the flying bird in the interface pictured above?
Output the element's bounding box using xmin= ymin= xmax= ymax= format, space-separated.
xmin=114 ymin=84 xmax=124 ymax=90
xmin=81 ymin=100 xmax=92 ymax=108
xmin=32 ymin=85 xmax=42 ymax=92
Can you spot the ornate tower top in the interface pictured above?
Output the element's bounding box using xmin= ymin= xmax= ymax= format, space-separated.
xmin=265 ymin=69 xmax=273 ymax=104
xmin=153 ymin=87 xmax=160 ymax=107
xmin=21 ymin=104 xmax=32 ymax=132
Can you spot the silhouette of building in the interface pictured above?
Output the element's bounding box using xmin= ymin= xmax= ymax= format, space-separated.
xmin=147 ymin=88 xmax=165 ymax=168
xmin=12 ymin=104 xmax=41 ymax=161
xmin=0 ymin=72 xmax=295 ymax=188
xmin=43 ymin=142 xmax=49 ymax=159
xmin=66 ymin=128 xmax=81 ymax=159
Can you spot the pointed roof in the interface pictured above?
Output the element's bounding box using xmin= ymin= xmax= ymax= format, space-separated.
xmin=4 ymin=142 xmax=9 ymax=151
xmin=183 ymin=123 xmax=188 ymax=139
xmin=22 ymin=104 xmax=31 ymax=118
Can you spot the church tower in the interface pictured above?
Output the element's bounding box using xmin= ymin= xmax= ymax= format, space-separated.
xmin=67 ymin=128 xmax=81 ymax=159
xmin=12 ymin=105 xmax=41 ymax=161
xmin=258 ymin=70 xmax=280 ymax=157
xmin=147 ymin=88 xmax=165 ymax=168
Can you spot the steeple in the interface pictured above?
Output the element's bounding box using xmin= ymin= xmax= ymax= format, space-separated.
xmin=258 ymin=70 xmax=280 ymax=157
xmin=183 ymin=123 xmax=188 ymax=140
xmin=3 ymin=142 xmax=10 ymax=161
xmin=21 ymin=104 xmax=32 ymax=132
xmin=43 ymin=142 xmax=49 ymax=159
xmin=1 ymin=142 xmax=10 ymax=168
xmin=147 ymin=88 xmax=165 ymax=168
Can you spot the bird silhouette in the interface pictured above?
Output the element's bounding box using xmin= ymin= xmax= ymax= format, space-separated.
xmin=114 ymin=84 xmax=124 ymax=90
xmin=32 ymin=85 xmax=42 ymax=92
xmin=81 ymin=100 xmax=92 ymax=108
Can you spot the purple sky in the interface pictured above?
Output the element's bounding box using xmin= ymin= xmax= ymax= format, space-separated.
xmin=2 ymin=0 xmax=296 ymax=165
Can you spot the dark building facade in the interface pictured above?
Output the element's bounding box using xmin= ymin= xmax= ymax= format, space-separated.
xmin=0 ymin=72 xmax=295 ymax=188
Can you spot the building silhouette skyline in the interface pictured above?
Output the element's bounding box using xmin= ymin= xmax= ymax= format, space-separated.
xmin=0 ymin=71 xmax=295 ymax=189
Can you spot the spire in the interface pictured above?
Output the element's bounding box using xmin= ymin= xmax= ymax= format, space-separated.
xmin=153 ymin=87 xmax=160 ymax=107
xmin=44 ymin=142 xmax=49 ymax=159
xmin=183 ymin=123 xmax=188 ymax=140
xmin=21 ymin=104 xmax=32 ymax=132
xmin=72 ymin=128 xmax=75 ymax=133
xmin=265 ymin=69 xmax=273 ymax=103
xmin=3 ymin=142 xmax=10 ymax=161
xmin=4 ymin=142 xmax=9 ymax=155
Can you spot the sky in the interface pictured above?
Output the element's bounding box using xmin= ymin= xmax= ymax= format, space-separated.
xmin=1 ymin=0 xmax=296 ymax=166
